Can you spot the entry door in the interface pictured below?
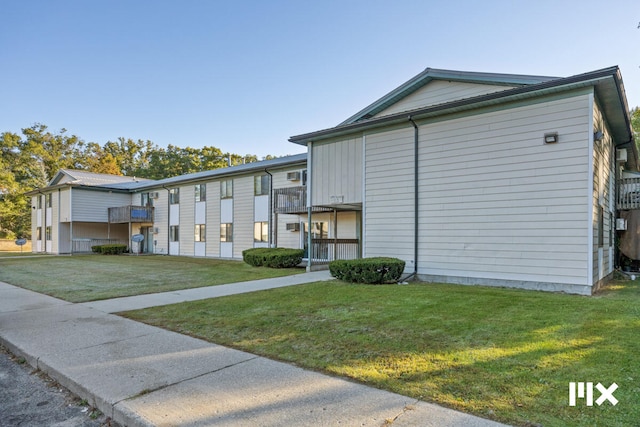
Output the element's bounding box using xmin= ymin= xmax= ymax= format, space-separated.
xmin=141 ymin=227 xmax=153 ymax=254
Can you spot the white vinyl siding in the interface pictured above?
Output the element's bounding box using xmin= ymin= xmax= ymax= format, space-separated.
xmin=312 ymin=136 xmax=362 ymax=206
xmin=270 ymin=166 xmax=305 ymax=249
xmin=233 ymin=176 xmax=253 ymax=258
xmin=153 ymin=189 xmax=169 ymax=255
xmin=364 ymin=128 xmax=416 ymax=266
xmin=180 ymin=185 xmax=195 ymax=256
xmin=374 ymin=80 xmax=515 ymax=118
xmin=592 ymin=99 xmax=615 ymax=285
xmin=59 ymin=189 xmax=71 ymax=222
xmin=71 ymin=189 xmax=131 ymax=222
xmin=417 ymin=93 xmax=592 ymax=288
xmin=206 ymin=180 xmax=221 ymax=257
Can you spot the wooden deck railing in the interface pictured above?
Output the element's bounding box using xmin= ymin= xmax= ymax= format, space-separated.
xmin=618 ymin=178 xmax=640 ymax=210
xmin=108 ymin=206 xmax=154 ymax=223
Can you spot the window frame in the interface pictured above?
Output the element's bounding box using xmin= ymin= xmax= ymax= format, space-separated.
xmin=220 ymin=180 xmax=233 ymax=199
xmin=195 ymin=224 xmax=206 ymax=242
xmin=220 ymin=223 xmax=233 ymax=242
xmin=195 ymin=184 xmax=206 ymax=202
xmin=170 ymin=225 xmax=179 ymax=242
xmin=254 ymin=175 xmax=270 ymax=196
xmin=169 ymin=188 xmax=180 ymax=205
xmin=254 ymin=221 xmax=269 ymax=243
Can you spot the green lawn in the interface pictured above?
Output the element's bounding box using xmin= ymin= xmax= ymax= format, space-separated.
xmin=0 ymin=252 xmax=40 ymax=257
xmin=0 ymin=255 xmax=303 ymax=302
xmin=121 ymin=278 xmax=640 ymax=427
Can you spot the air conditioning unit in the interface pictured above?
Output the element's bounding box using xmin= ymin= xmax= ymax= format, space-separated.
xmin=153 ymin=227 xmax=160 ymax=234
xmin=616 ymin=218 xmax=627 ymax=231
xmin=287 ymin=171 xmax=301 ymax=181
xmin=617 ymin=149 xmax=628 ymax=163
xmin=286 ymin=222 xmax=300 ymax=231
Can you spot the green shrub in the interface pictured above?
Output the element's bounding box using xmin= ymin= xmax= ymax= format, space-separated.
xmin=243 ymin=248 xmax=304 ymax=268
xmin=91 ymin=244 xmax=128 ymax=255
xmin=329 ymin=257 xmax=406 ymax=284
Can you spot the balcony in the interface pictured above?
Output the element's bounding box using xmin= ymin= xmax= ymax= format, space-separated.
xmin=273 ymin=186 xmax=332 ymax=214
xmin=618 ymin=178 xmax=640 ymax=210
xmin=108 ymin=206 xmax=154 ymax=223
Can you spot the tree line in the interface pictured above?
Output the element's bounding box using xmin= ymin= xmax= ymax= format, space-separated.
xmin=0 ymin=123 xmax=275 ymax=239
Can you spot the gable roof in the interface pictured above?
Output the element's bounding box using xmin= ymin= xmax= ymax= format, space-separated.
xmin=48 ymin=169 xmax=153 ymax=187
xmin=290 ymin=66 xmax=633 ymax=147
xmin=340 ymin=68 xmax=559 ymax=125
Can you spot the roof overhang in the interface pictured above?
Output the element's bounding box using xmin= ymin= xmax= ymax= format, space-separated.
xmin=290 ymin=66 xmax=633 ymax=148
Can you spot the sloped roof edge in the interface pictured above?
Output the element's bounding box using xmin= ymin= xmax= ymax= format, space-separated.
xmin=290 ymin=66 xmax=632 ymax=146
xmin=339 ymin=67 xmax=559 ymax=125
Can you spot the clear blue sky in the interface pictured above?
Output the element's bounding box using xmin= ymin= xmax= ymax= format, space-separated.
xmin=2 ymin=0 xmax=639 ymax=158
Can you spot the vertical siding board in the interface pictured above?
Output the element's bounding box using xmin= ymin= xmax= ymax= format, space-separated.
xmin=312 ymin=137 xmax=362 ymax=206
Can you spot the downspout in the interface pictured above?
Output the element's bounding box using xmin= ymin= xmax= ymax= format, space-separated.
xmin=307 ymin=142 xmax=313 ymax=271
xmin=69 ymin=186 xmax=73 ymax=254
xmin=401 ymin=116 xmax=419 ymax=281
xmin=264 ymin=168 xmax=273 ymax=247
xmin=57 ymin=188 xmax=61 ymax=254
xmin=162 ymin=185 xmax=170 ymax=255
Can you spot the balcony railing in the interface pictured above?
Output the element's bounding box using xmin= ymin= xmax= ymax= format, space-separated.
xmin=307 ymin=238 xmax=360 ymax=264
xmin=618 ymin=178 xmax=640 ymax=210
xmin=108 ymin=206 xmax=154 ymax=223
xmin=72 ymin=238 xmax=128 ymax=253
xmin=273 ymin=186 xmax=332 ymax=214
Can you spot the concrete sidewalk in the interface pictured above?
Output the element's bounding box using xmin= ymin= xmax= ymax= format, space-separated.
xmin=80 ymin=270 xmax=334 ymax=313
xmin=0 ymin=275 xmax=508 ymax=427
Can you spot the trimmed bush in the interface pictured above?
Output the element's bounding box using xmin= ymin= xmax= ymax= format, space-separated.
xmin=243 ymin=248 xmax=304 ymax=268
xmin=91 ymin=244 xmax=128 ymax=255
xmin=329 ymin=257 xmax=406 ymax=284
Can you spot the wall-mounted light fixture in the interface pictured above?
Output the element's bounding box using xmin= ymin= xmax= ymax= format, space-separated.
xmin=544 ymin=132 xmax=558 ymax=144
xmin=594 ymin=131 xmax=604 ymax=142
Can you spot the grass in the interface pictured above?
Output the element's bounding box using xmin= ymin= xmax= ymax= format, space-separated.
xmin=121 ymin=278 xmax=640 ymax=427
xmin=0 ymin=255 xmax=303 ymax=302
xmin=0 ymin=251 xmax=41 ymax=257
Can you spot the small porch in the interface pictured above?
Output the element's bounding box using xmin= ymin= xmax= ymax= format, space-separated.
xmin=273 ymin=186 xmax=362 ymax=265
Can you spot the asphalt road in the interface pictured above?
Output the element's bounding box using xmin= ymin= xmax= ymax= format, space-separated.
xmin=0 ymin=345 xmax=118 ymax=427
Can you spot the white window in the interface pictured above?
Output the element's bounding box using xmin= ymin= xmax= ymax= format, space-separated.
xmin=220 ymin=223 xmax=233 ymax=242
xmin=254 ymin=175 xmax=270 ymax=196
xmin=195 ymin=184 xmax=206 ymax=202
xmin=220 ymin=180 xmax=233 ymax=199
xmin=195 ymin=224 xmax=206 ymax=242
xmin=169 ymin=188 xmax=180 ymax=204
xmin=170 ymin=225 xmax=179 ymax=242
xmin=254 ymin=222 xmax=268 ymax=243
